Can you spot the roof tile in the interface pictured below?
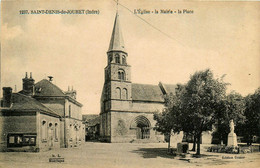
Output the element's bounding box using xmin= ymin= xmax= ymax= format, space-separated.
xmin=132 ymin=83 xmax=164 ymax=102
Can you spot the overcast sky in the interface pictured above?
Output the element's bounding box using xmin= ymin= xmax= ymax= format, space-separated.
xmin=1 ymin=0 xmax=260 ymax=114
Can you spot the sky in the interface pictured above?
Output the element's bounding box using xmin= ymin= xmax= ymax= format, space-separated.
xmin=1 ymin=0 xmax=260 ymax=114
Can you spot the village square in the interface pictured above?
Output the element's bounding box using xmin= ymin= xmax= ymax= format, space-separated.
xmin=0 ymin=1 xmax=260 ymax=168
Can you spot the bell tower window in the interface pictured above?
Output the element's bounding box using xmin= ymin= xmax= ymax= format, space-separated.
xmin=109 ymin=55 xmax=113 ymax=63
xmin=116 ymin=87 xmax=121 ymax=99
xmin=122 ymin=55 xmax=126 ymax=65
xmin=115 ymin=54 xmax=120 ymax=64
xmin=122 ymin=88 xmax=128 ymax=99
xmin=118 ymin=69 xmax=125 ymax=80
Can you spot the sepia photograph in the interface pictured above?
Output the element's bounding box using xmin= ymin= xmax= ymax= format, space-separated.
xmin=0 ymin=0 xmax=259 ymax=167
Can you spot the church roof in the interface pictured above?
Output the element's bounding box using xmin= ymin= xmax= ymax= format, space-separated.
xmin=164 ymin=84 xmax=177 ymax=94
xmin=108 ymin=12 xmax=126 ymax=53
xmin=34 ymin=79 xmax=66 ymax=97
xmin=132 ymin=83 xmax=164 ymax=102
xmin=5 ymin=93 xmax=60 ymax=117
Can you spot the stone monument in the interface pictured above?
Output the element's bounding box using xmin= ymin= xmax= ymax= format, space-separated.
xmin=227 ymin=119 xmax=238 ymax=147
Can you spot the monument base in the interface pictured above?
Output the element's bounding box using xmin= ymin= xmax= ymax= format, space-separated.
xmin=227 ymin=132 xmax=238 ymax=147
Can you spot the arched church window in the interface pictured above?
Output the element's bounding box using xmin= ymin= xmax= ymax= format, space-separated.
xmin=116 ymin=87 xmax=121 ymax=99
xmin=122 ymin=56 xmax=126 ymax=64
xmin=118 ymin=71 xmax=121 ymax=80
xmin=118 ymin=69 xmax=125 ymax=80
xmin=122 ymin=88 xmax=128 ymax=99
xmin=115 ymin=54 xmax=120 ymax=64
xmin=109 ymin=55 xmax=113 ymax=63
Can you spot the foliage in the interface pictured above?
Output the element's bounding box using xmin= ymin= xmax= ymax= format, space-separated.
xmin=154 ymin=88 xmax=183 ymax=151
xmin=214 ymin=92 xmax=245 ymax=144
xmin=154 ymin=68 xmax=259 ymax=155
xmin=240 ymin=88 xmax=260 ymax=145
xmin=180 ymin=69 xmax=228 ymax=154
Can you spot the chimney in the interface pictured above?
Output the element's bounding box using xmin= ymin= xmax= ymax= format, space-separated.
xmin=22 ymin=72 xmax=35 ymax=96
xmin=65 ymin=86 xmax=77 ymax=99
xmin=48 ymin=76 xmax=53 ymax=82
xmin=2 ymin=87 xmax=12 ymax=107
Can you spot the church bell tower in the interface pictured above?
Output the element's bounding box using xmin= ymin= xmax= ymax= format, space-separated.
xmin=103 ymin=12 xmax=132 ymax=112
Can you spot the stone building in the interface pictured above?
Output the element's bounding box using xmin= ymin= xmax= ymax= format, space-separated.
xmin=82 ymin=114 xmax=100 ymax=141
xmin=100 ymin=13 xmax=213 ymax=143
xmin=100 ymin=13 xmax=177 ymax=143
xmin=0 ymin=73 xmax=85 ymax=152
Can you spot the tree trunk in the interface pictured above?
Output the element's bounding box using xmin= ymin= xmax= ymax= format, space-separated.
xmin=247 ymin=134 xmax=252 ymax=146
xmin=196 ymin=133 xmax=201 ymax=155
xmin=250 ymin=135 xmax=252 ymax=146
xmin=191 ymin=135 xmax=196 ymax=151
xmin=168 ymin=134 xmax=171 ymax=152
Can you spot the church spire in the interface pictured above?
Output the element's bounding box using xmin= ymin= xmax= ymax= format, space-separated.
xmin=108 ymin=12 xmax=126 ymax=53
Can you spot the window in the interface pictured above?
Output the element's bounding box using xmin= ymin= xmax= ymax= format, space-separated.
xmin=41 ymin=120 xmax=47 ymax=141
xmin=23 ymin=135 xmax=36 ymax=146
xmin=7 ymin=134 xmax=36 ymax=147
xmin=48 ymin=123 xmax=53 ymax=140
xmin=118 ymin=71 xmax=121 ymax=80
xmin=122 ymin=55 xmax=126 ymax=64
xmin=109 ymin=55 xmax=113 ymax=62
xmin=118 ymin=69 xmax=125 ymax=80
xmin=116 ymin=87 xmax=121 ymax=99
xmin=122 ymin=88 xmax=128 ymax=99
xmin=115 ymin=54 xmax=120 ymax=63
xmin=55 ymin=123 xmax=58 ymax=141
xmin=7 ymin=134 xmax=23 ymax=147
xmin=69 ymin=124 xmax=73 ymax=141
xmin=69 ymin=105 xmax=71 ymax=117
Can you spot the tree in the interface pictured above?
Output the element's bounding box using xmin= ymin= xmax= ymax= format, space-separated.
xmin=214 ymin=92 xmax=245 ymax=144
xmin=241 ymin=88 xmax=260 ymax=145
xmin=181 ymin=69 xmax=227 ymax=155
xmin=154 ymin=88 xmax=182 ymax=152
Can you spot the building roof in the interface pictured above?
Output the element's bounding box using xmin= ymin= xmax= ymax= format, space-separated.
xmin=108 ymin=12 xmax=126 ymax=53
xmin=82 ymin=114 xmax=100 ymax=126
xmin=5 ymin=93 xmax=60 ymax=117
xmin=82 ymin=114 xmax=99 ymax=121
xmin=34 ymin=79 xmax=66 ymax=97
xmin=132 ymin=83 xmax=164 ymax=102
xmin=161 ymin=83 xmax=177 ymax=94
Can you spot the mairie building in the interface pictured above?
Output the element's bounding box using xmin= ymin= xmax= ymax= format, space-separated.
xmin=0 ymin=73 xmax=85 ymax=152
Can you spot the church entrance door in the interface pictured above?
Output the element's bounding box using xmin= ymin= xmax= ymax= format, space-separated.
xmin=136 ymin=125 xmax=150 ymax=139
xmin=131 ymin=115 xmax=151 ymax=140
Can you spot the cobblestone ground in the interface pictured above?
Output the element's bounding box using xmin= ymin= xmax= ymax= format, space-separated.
xmin=0 ymin=142 xmax=259 ymax=168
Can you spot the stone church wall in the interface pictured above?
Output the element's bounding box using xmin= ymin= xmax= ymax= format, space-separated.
xmin=100 ymin=112 xmax=111 ymax=142
xmin=110 ymin=111 xmax=164 ymax=143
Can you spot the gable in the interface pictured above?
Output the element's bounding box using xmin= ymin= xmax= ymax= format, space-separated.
xmin=163 ymin=84 xmax=177 ymax=94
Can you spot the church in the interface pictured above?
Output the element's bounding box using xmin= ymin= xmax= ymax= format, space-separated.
xmin=100 ymin=13 xmax=177 ymax=143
